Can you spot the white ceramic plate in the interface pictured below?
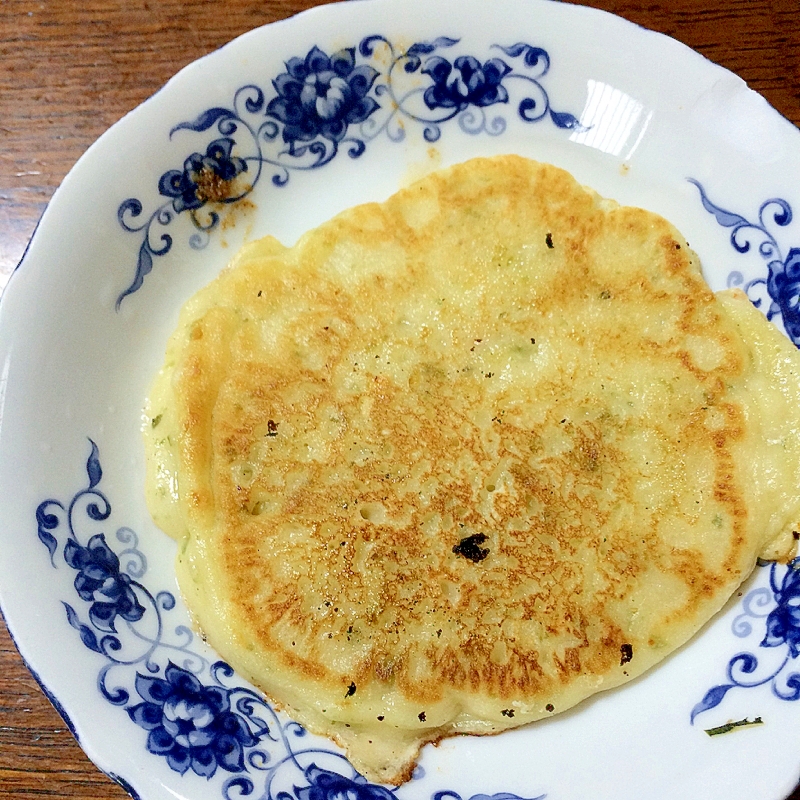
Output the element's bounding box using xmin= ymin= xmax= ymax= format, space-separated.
xmin=2 ymin=1 xmax=800 ymax=798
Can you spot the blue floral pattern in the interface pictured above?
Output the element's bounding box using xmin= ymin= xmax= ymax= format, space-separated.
xmin=297 ymin=765 xmax=396 ymax=800
xmin=117 ymin=34 xmax=584 ymax=307
xmin=64 ymin=533 xmax=145 ymax=634
xmin=37 ymin=440 xmax=546 ymax=800
xmin=767 ymin=247 xmax=800 ymax=345
xmin=422 ymin=55 xmax=512 ymax=111
xmin=128 ymin=662 xmax=261 ymax=778
xmin=158 ymin=138 xmax=249 ymax=214
xmin=267 ymin=46 xmax=380 ymax=149
xmin=763 ymin=559 xmax=800 ymax=657
xmin=690 ymin=180 xmax=800 ymax=345
xmin=691 ymin=560 xmax=800 ymax=724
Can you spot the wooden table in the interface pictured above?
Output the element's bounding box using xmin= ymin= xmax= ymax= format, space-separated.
xmin=1 ymin=0 xmax=799 ymax=797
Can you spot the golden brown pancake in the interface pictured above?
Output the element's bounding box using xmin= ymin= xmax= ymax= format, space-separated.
xmin=144 ymin=155 xmax=800 ymax=784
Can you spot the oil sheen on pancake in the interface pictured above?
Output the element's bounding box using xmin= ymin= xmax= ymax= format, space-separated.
xmin=144 ymin=155 xmax=800 ymax=784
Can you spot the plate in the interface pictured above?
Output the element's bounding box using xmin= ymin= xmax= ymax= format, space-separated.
xmin=2 ymin=1 xmax=800 ymax=798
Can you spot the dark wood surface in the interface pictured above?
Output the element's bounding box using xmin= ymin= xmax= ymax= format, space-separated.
xmin=1 ymin=0 xmax=799 ymax=797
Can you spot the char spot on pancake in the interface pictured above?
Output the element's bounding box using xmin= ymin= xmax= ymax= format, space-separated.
xmin=453 ymin=533 xmax=490 ymax=562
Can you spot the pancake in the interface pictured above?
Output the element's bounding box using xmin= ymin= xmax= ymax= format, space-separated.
xmin=143 ymin=155 xmax=800 ymax=784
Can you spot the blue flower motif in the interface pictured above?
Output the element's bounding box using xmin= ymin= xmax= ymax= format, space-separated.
xmin=267 ymin=46 xmax=380 ymax=147
xmin=767 ymin=248 xmax=800 ymax=344
xmin=128 ymin=662 xmax=259 ymax=778
xmin=421 ymin=55 xmax=512 ymax=111
xmin=296 ymin=765 xmax=396 ymax=800
xmin=158 ymin=137 xmax=248 ymax=213
xmin=762 ymin=559 xmax=800 ymax=657
xmin=63 ymin=533 xmax=145 ymax=633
